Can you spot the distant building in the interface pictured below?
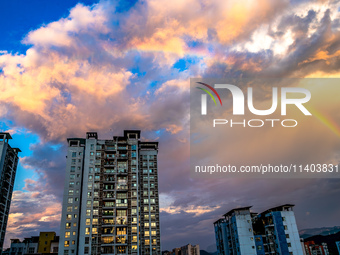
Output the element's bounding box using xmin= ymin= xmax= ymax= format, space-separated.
xmin=0 ymin=133 xmax=21 ymax=255
xmin=214 ymin=204 xmax=304 ymax=255
xmin=335 ymin=241 xmax=340 ymax=255
xmin=304 ymin=241 xmax=329 ymax=255
xmin=164 ymin=244 xmax=200 ymax=255
xmin=8 ymin=232 xmax=58 ymax=255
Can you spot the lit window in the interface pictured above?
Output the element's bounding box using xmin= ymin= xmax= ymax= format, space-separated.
xmin=86 ymin=219 xmax=91 ymax=225
xmin=67 ymin=206 xmax=72 ymax=212
xmin=65 ymin=232 xmax=70 ymax=238
xmin=92 ymin=228 xmax=98 ymax=234
xmin=66 ymin=223 xmax=71 ymax=229
xmin=85 ymin=228 xmax=90 ymax=235
xmin=66 ymin=214 xmax=72 ymax=220
xmin=64 ymin=241 xmax=69 ymax=247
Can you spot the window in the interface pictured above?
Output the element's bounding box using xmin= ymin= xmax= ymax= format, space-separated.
xmin=86 ymin=210 xmax=91 ymax=216
xmin=70 ymin=174 xmax=75 ymax=179
xmin=72 ymin=152 xmax=77 ymax=157
xmin=74 ymin=214 xmax=77 ymax=218
xmin=90 ymin=152 xmax=94 ymax=156
xmin=92 ymin=228 xmax=98 ymax=234
xmin=86 ymin=201 xmax=92 ymax=207
xmin=93 ymin=209 xmax=99 ymax=215
xmin=151 ymin=222 xmax=156 ymax=227
xmin=67 ymin=206 xmax=72 ymax=212
xmin=64 ymin=241 xmax=70 ymax=247
xmin=69 ymin=181 xmax=74 ymax=187
xmin=68 ymin=198 xmax=73 ymax=204
xmin=282 ymin=217 xmax=286 ymax=221
xmin=73 ymin=231 xmax=76 ymax=236
xmin=284 ymin=225 xmax=288 ymax=230
xmin=286 ymin=234 xmax=290 ymax=238
xmin=85 ymin=228 xmax=90 ymax=235
xmin=66 ymin=214 xmax=72 ymax=220
xmin=66 ymin=223 xmax=71 ymax=229
xmin=71 ymin=240 xmax=75 ymax=245
xmin=65 ymin=232 xmax=70 ymax=238
xmin=145 ymin=231 xmax=150 ymax=237
xmin=64 ymin=250 xmax=69 ymax=255
xmin=288 ymin=243 xmax=291 ymax=247
xmin=151 ymin=231 xmax=156 ymax=236
xmin=73 ymin=223 xmax=77 ymax=227
xmin=68 ymin=190 xmax=74 ymax=195
xmin=86 ymin=219 xmax=91 ymax=225
xmin=93 ymin=218 xmax=98 ymax=225
xmin=85 ymin=237 xmax=90 ymax=244
xmin=84 ymin=247 xmax=89 ymax=254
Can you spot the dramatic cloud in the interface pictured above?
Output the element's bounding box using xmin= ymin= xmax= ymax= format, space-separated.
xmin=1 ymin=0 xmax=340 ymax=251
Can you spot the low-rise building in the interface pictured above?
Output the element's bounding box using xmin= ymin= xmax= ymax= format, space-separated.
xmin=304 ymin=241 xmax=329 ymax=255
xmin=7 ymin=232 xmax=58 ymax=255
xmin=164 ymin=244 xmax=200 ymax=255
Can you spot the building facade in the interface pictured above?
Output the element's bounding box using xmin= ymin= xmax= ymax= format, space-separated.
xmin=0 ymin=133 xmax=21 ymax=255
xmin=214 ymin=205 xmax=304 ymax=255
xmin=59 ymin=131 xmax=160 ymax=255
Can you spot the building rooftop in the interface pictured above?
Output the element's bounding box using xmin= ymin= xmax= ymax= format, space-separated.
xmin=260 ymin=204 xmax=295 ymax=215
xmin=0 ymin=132 xmax=12 ymax=140
xmin=223 ymin=206 xmax=252 ymax=217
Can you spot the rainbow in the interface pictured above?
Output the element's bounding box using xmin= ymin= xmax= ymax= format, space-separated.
xmin=308 ymin=107 xmax=340 ymax=138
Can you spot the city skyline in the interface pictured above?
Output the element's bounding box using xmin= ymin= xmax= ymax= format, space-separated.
xmin=1 ymin=0 xmax=340 ymax=252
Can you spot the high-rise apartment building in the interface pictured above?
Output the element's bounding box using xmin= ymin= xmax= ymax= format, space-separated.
xmin=214 ymin=205 xmax=304 ymax=255
xmin=0 ymin=133 xmax=21 ymax=255
xmin=59 ymin=131 xmax=160 ymax=255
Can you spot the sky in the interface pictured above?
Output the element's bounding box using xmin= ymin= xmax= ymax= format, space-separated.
xmin=1 ymin=0 xmax=340 ymax=252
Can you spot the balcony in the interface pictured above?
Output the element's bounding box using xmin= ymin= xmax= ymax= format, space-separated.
xmin=116 ymin=185 xmax=128 ymax=191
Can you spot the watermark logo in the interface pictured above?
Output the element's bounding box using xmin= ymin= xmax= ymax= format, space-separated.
xmin=198 ymin=82 xmax=311 ymax=116
xmin=196 ymin=82 xmax=312 ymax=128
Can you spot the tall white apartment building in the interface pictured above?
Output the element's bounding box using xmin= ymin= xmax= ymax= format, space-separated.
xmin=59 ymin=131 xmax=160 ymax=255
